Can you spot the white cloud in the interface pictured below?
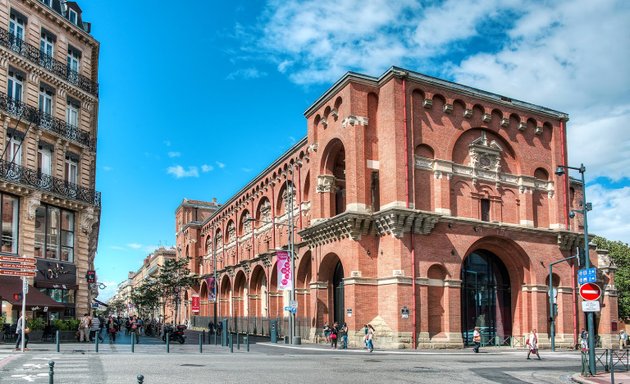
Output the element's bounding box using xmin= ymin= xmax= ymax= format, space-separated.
xmin=110 ymin=245 xmax=125 ymax=251
xmin=201 ymin=164 xmax=214 ymax=172
xmin=102 ymin=166 xmax=113 ymax=172
xmin=216 ymin=161 xmax=226 ymax=169
xmin=226 ymin=67 xmax=268 ymax=80
xmin=127 ymin=243 xmax=142 ymax=250
xmin=168 ymin=151 xmax=181 ymax=158
xmin=167 ymin=165 xmax=200 ymax=178
xmin=96 ymin=280 xmax=119 ymax=302
xmin=588 ymin=184 xmax=630 ymax=245
xmin=242 ymin=168 xmax=252 ymax=173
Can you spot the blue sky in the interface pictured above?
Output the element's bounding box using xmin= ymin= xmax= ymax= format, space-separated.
xmin=85 ymin=0 xmax=630 ymax=300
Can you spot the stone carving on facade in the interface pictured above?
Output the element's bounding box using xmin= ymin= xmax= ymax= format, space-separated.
xmin=243 ymin=212 xmax=252 ymax=234
xmin=227 ymin=222 xmax=236 ymax=243
xmin=307 ymin=143 xmax=318 ymax=153
xmin=26 ymin=192 xmax=42 ymax=221
xmin=316 ymin=174 xmax=336 ymax=193
xmin=261 ymin=200 xmax=271 ymax=222
xmin=469 ymin=131 xmax=502 ymax=172
xmin=80 ymin=207 xmax=98 ymax=234
xmin=282 ymin=184 xmax=296 ymax=213
xmin=443 ymin=104 xmax=453 ymax=114
xmin=341 ymin=115 xmax=368 ymax=129
xmin=557 ymin=232 xmax=580 ymax=251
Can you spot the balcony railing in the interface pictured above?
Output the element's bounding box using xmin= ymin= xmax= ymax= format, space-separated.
xmin=0 ymin=91 xmax=95 ymax=149
xmin=0 ymin=28 xmax=99 ymax=96
xmin=0 ymin=159 xmax=101 ymax=207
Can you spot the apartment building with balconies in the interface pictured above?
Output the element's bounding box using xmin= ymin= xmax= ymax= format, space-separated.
xmin=0 ymin=0 xmax=100 ymax=324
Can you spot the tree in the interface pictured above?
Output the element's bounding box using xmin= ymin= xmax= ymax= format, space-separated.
xmin=130 ymin=279 xmax=161 ymax=318
xmin=105 ymin=297 xmax=126 ymax=317
xmin=157 ymin=257 xmax=198 ymax=324
xmin=593 ymin=236 xmax=630 ymax=319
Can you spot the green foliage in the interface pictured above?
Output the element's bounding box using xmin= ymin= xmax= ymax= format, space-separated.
xmin=27 ymin=317 xmax=45 ymax=331
xmin=131 ymin=280 xmax=162 ymax=317
xmin=104 ymin=297 xmax=126 ymax=317
xmin=52 ymin=319 xmax=80 ymax=331
xmin=593 ymin=236 xmax=630 ymax=319
xmin=157 ymin=257 xmax=198 ymax=307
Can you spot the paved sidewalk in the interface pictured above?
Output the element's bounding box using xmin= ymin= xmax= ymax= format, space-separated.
xmin=572 ymin=371 xmax=630 ymax=383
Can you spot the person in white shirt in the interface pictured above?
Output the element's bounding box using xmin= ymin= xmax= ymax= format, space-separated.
xmin=14 ymin=314 xmax=29 ymax=351
xmin=527 ymin=329 xmax=541 ymax=360
xmin=90 ymin=313 xmax=103 ymax=342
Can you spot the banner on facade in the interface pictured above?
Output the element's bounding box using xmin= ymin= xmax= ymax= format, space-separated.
xmin=277 ymin=251 xmax=292 ymax=290
xmin=191 ymin=294 xmax=200 ymax=313
xmin=207 ymin=277 xmax=216 ymax=303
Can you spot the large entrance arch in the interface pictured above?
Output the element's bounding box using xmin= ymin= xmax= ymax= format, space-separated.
xmin=461 ymin=250 xmax=512 ymax=345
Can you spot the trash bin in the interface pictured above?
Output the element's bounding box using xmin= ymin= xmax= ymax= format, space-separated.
xmin=293 ymin=336 xmax=302 ymax=345
xmin=284 ymin=336 xmax=289 ymax=344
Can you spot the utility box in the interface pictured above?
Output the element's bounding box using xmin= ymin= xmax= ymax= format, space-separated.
xmin=270 ymin=320 xmax=278 ymax=343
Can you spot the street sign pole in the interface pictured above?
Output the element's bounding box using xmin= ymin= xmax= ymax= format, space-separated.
xmin=20 ymin=276 xmax=27 ymax=352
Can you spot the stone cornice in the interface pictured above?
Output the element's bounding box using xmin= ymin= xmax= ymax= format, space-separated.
xmin=299 ymin=211 xmax=374 ymax=247
xmin=373 ymin=208 xmax=440 ymax=238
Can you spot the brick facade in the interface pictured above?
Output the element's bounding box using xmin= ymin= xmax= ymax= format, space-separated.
xmin=176 ymin=67 xmax=618 ymax=349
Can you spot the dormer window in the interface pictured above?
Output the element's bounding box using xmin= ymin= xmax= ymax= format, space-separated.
xmin=68 ymin=9 xmax=78 ymax=25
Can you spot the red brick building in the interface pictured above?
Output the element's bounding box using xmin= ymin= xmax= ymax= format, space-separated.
xmin=175 ymin=67 xmax=618 ymax=349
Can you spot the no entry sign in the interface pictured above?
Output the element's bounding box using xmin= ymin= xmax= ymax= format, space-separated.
xmin=579 ymin=283 xmax=601 ymax=301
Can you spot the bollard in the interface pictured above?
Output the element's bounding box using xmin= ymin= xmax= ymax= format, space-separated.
xmin=166 ymin=331 xmax=170 ymax=353
xmin=95 ymin=332 xmax=99 ymax=353
xmin=611 ymin=350 xmax=616 ymax=383
xmin=237 ymin=332 xmax=240 ymax=350
xmin=48 ymin=360 xmax=54 ymax=384
xmin=214 ymin=330 xmax=218 ymax=346
xmin=229 ymin=333 xmax=233 ymax=353
xmin=131 ymin=332 xmax=135 ymax=353
xmin=199 ymin=334 xmax=203 ymax=353
xmin=202 ymin=329 xmax=206 ymax=344
xmin=246 ymin=334 xmax=250 ymax=352
xmin=137 ymin=374 xmax=144 ymax=384
xmin=55 ymin=330 xmax=60 ymax=353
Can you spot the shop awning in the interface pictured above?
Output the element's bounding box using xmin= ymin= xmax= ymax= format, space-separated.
xmin=0 ymin=276 xmax=65 ymax=310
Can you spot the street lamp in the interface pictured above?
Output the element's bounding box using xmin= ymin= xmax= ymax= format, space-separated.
xmin=555 ymin=163 xmax=595 ymax=374
xmin=244 ymin=166 xmax=297 ymax=344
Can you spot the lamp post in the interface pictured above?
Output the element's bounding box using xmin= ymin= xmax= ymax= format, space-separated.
xmin=244 ymin=165 xmax=297 ymax=344
xmin=555 ymin=163 xmax=595 ymax=374
xmin=212 ymin=233 xmax=219 ymax=331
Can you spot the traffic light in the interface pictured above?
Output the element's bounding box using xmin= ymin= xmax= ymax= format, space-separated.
xmin=86 ymin=270 xmax=96 ymax=284
xmin=12 ymin=292 xmax=22 ymax=301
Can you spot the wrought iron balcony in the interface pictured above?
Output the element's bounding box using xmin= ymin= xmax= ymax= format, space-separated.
xmin=0 ymin=159 xmax=101 ymax=207
xmin=0 ymin=91 xmax=95 ymax=149
xmin=0 ymin=28 xmax=99 ymax=96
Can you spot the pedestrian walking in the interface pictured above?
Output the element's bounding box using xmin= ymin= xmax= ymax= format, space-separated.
xmin=619 ymin=330 xmax=628 ymax=350
xmin=130 ymin=316 xmax=140 ymax=343
xmin=14 ymin=313 xmax=29 ymax=351
xmin=78 ymin=313 xmax=91 ymax=342
xmin=526 ymin=329 xmax=541 ymax=360
xmin=366 ymin=324 xmax=375 ymax=352
xmin=363 ymin=324 xmax=369 ymax=349
xmin=106 ymin=316 xmax=118 ymax=343
xmin=90 ymin=314 xmax=103 ymax=342
xmin=472 ymin=326 xmax=481 ymax=353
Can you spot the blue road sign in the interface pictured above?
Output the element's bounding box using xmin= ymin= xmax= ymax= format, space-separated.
xmin=578 ymin=268 xmax=597 ymax=285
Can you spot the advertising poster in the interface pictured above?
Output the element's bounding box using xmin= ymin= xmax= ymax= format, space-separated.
xmin=277 ymin=251 xmax=292 ymax=290
xmin=207 ymin=277 xmax=216 ymax=303
xmin=192 ymin=294 xmax=200 ymax=313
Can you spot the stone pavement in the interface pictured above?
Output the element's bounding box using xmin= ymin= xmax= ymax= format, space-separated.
xmin=572 ymin=371 xmax=630 ymax=384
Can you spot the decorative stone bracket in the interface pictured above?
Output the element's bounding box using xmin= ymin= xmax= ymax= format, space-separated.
xmin=316 ymin=174 xmax=336 ymax=193
xmin=341 ymin=115 xmax=368 ymax=129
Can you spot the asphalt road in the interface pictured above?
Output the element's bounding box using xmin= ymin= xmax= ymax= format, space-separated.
xmin=0 ymin=341 xmax=582 ymax=384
